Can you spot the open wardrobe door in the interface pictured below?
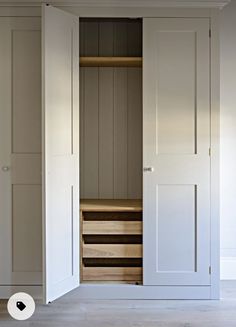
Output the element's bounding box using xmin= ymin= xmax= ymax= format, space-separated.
xmin=42 ymin=4 xmax=80 ymax=303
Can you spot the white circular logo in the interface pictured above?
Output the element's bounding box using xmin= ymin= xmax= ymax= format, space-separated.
xmin=7 ymin=292 xmax=35 ymax=320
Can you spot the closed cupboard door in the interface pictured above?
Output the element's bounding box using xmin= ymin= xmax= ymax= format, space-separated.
xmin=143 ymin=19 xmax=211 ymax=286
xmin=0 ymin=17 xmax=42 ymax=285
xmin=42 ymin=5 xmax=80 ymax=303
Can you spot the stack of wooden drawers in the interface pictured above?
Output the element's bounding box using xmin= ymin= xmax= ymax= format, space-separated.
xmin=80 ymin=199 xmax=142 ymax=284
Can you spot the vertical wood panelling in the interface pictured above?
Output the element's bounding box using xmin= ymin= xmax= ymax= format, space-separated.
xmin=83 ymin=21 xmax=99 ymax=198
xmin=99 ymin=22 xmax=114 ymax=56
xmin=113 ymin=21 xmax=129 ymax=199
xmin=127 ymin=68 xmax=142 ymax=199
xmin=127 ymin=21 xmax=142 ymax=56
xmin=84 ymin=22 xmax=99 ymax=56
xmin=80 ymin=68 xmax=85 ymax=196
xmin=80 ymin=22 xmax=85 ymax=196
xmin=114 ymin=21 xmax=128 ymax=56
xmin=99 ymin=68 xmax=114 ymax=198
xmin=84 ymin=68 xmax=99 ymax=198
xmin=114 ymin=68 xmax=128 ymax=198
xmin=79 ymin=22 xmax=86 ymax=198
xmin=80 ymin=19 xmax=142 ymax=200
xmin=98 ymin=22 xmax=114 ymax=198
xmin=79 ymin=21 xmax=85 ymax=56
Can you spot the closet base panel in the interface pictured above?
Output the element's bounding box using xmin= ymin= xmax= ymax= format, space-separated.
xmin=0 ymin=285 xmax=42 ymax=299
xmin=68 ymin=285 xmax=212 ymax=300
xmin=0 ymin=285 xmax=213 ymax=300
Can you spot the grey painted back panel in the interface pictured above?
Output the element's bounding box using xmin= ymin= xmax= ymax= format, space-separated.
xmin=80 ymin=19 xmax=142 ymax=199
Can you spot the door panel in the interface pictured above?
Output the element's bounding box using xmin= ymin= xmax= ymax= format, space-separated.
xmin=157 ymin=185 xmax=196 ymax=272
xmin=0 ymin=18 xmax=42 ymax=285
xmin=156 ymin=31 xmax=196 ymax=155
xmin=13 ymin=185 xmax=42 ymax=273
xmin=143 ymin=18 xmax=210 ymax=286
xmin=12 ymin=30 xmax=41 ymax=153
xmin=42 ymin=4 xmax=80 ymax=303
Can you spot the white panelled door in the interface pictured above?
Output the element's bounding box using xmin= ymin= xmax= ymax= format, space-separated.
xmin=0 ymin=17 xmax=41 ymax=286
xmin=42 ymin=4 xmax=80 ymax=303
xmin=143 ymin=19 xmax=211 ymax=286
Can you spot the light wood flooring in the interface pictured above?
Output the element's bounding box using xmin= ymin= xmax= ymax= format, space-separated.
xmin=0 ymin=281 xmax=236 ymax=326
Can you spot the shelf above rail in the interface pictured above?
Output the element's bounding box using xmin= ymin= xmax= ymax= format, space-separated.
xmin=80 ymin=56 xmax=142 ymax=67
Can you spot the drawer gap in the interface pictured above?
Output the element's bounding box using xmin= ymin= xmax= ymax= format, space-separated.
xmin=83 ymin=258 xmax=142 ymax=267
xmin=83 ymin=235 xmax=142 ymax=244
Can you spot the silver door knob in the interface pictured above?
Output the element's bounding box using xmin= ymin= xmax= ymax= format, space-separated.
xmin=2 ymin=166 xmax=10 ymax=172
xmin=143 ymin=167 xmax=154 ymax=172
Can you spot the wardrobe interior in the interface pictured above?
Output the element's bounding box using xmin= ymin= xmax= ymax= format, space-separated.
xmin=79 ymin=18 xmax=143 ymax=284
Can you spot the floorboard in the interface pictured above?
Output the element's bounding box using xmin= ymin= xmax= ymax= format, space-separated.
xmin=0 ymin=281 xmax=236 ymax=326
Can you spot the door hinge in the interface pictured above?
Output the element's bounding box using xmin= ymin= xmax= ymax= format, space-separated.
xmin=209 ymin=29 xmax=211 ymax=38
xmin=209 ymin=148 xmax=211 ymax=156
xmin=209 ymin=266 xmax=212 ymax=275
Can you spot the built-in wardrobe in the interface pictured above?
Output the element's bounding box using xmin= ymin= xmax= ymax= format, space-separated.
xmin=0 ymin=1 xmax=224 ymax=303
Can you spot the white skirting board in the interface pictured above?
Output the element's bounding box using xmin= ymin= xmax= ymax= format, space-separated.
xmin=0 ymin=286 xmax=42 ymax=299
xmin=221 ymin=257 xmax=236 ymax=280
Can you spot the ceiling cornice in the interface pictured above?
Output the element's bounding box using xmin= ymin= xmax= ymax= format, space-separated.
xmin=0 ymin=0 xmax=231 ymax=9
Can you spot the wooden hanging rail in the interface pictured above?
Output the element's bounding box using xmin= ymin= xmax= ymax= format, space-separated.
xmin=80 ymin=56 xmax=142 ymax=67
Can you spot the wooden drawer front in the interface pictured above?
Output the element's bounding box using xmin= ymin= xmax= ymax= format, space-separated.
xmin=83 ymin=244 xmax=142 ymax=258
xmin=83 ymin=221 xmax=142 ymax=235
xmin=82 ymin=267 xmax=142 ymax=281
